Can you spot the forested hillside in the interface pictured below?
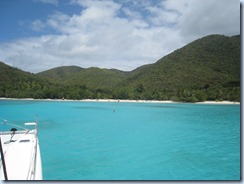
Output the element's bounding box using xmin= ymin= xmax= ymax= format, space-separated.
xmin=0 ymin=34 xmax=240 ymax=102
xmin=37 ymin=66 xmax=84 ymax=79
xmin=49 ymin=67 xmax=128 ymax=89
xmin=118 ymin=34 xmax=240 ymax=101
xmin=0 ymin=62 xmax=68 ymax=99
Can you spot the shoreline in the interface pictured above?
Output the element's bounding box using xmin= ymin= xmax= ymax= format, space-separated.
xmin=0 ymin=98 xmax=240 ymax=105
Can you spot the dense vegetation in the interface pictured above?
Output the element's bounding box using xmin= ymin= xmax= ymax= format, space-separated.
xmin=0 ymin=34 xmax=240 ymax=102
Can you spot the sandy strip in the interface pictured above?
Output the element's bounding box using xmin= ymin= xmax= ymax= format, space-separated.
xmin=79 ymin=99 xmax=240 ymax=104
xmin=79 ymin=99 xmax=175 ymax=103
xmin=0 ymin=98 xmax=240 ymax=104
xmin=196 ymin=101 xmax=240 ymax=105
xmin=0 ymin=98 xmax=174 ymax=103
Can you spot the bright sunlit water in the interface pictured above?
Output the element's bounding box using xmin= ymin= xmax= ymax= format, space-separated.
xmin=0 ymin=100 xmax=240 ymax=180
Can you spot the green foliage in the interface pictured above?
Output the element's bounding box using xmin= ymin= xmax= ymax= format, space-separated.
xmin=37 ymin=66 xmax=83 ymax=79
xmin=0 ymin=34 xmax=240 ymax=102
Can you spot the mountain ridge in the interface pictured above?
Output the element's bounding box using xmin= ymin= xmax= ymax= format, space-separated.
xmin=0 ymin=34 xmax=240 ymax=102
xmin=37 ymin=66 xmax=84 ymax=79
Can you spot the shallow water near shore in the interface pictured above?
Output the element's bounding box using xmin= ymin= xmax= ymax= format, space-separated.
xmin=0 ymin=100 xmax=240 ymax=180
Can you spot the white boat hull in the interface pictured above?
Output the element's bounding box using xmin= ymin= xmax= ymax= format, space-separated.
xmin=0 ymin=124 xmax=42 ymax=180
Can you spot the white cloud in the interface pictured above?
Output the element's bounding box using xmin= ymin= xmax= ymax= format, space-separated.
xmin=0 ymin=0 xmax=240 ymax=73
xmin=31 ymin=19 xmax=45 ymax=31
xmin=146 ymin=6 xmax=180 ymax=27
xmin=122 ymin=7 xmax=142 ymax=20
xmin=163 ymin=0 xmax=240 ymax=41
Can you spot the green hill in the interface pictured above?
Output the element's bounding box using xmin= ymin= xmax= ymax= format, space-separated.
xmin=0 ymin=34 xmax=240 ymax=102
xmin=120 ymin=34 xmax=240 ymax=101
xmin=46 ymin=67 xmax=128 ymax=89
xmin=38 ymin=66 xmax=128 ymax=98
xmin=67 ymin=68 xmax=127 ymax=88
xmin=0 ymin=61 xmax=67 ymax=99
xmin=129 ymin=35 xmax=239 ymax=88
xmin=37 ymin=66 xmax=84 ymax=79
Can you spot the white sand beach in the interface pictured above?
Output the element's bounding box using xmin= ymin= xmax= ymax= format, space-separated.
xmin=0 ymin=97 xmax=240 ymax=104
xmin=79 ymin=99 xmax=176 ymax=103
xmin=80 ymin=99 xmax=240 ymax=104
xmin=196 ymin=101 xmax=240 ymax=104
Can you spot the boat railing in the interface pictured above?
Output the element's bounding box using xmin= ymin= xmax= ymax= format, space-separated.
xmin=0 ymin=118 xmax=38 ymax=133
xmin=0 ymin=131 xmax=28 ymax=135
xmin=0 ymin=118 xmax=28 ymax=132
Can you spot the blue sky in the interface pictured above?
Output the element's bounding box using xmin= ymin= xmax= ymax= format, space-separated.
xmin=0 ymin=0 xmax=81 ymax=41
xmin=0 ymin=0 xmax=240 ymax=73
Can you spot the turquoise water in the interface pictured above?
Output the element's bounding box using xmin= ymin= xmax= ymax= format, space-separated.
xmin=0 ymin=100 xmax=240 ymax=180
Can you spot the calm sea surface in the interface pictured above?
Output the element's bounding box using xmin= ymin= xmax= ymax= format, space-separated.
xmin=0 ymin=100 xmax=240 ymax=180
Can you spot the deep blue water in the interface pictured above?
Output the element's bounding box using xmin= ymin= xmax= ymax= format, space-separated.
xmin=0 ymin=100 xmax=240 ymax=180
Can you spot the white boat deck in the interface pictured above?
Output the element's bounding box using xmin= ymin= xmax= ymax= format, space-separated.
xmin=0 ymin=129 xmax=42 ymax=180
